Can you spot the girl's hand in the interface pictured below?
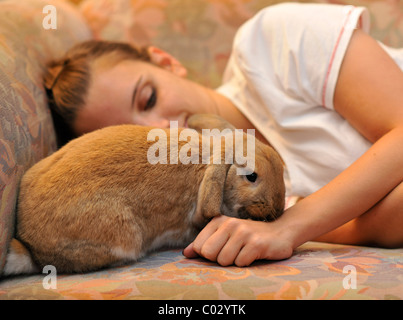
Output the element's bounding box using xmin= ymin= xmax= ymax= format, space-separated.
xmin=183 ymin=215 xmax=294 ymax=267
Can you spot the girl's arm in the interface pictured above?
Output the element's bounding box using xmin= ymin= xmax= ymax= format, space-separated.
xmin=183 ymin=30 xmax=403 ymax=266
xmin=285 ymin=29 xmax=403 ymax=248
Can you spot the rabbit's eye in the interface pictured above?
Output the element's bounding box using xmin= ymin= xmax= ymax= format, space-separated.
xmin=245 ymin=172 xmax=258 ymax=183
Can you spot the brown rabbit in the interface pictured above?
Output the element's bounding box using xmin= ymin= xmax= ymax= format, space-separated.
xmin=3 ymin=114 xmax=285 ymax=275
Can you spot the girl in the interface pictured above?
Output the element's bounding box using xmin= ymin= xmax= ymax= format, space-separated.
xmin=44 ymin=3 xmax=403 ymax=266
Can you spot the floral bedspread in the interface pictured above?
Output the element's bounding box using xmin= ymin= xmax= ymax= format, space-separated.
xmin=1 ymin=0 xmax=402 ymax=301
xmin=1 ymin=242 xmax=402 ymax=300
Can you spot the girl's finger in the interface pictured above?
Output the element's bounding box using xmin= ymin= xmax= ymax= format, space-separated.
xmin=194 ymin=221 xmax=231 ymax=262
xmin=183 ymin=216 xmax=228 ymax=259
xmin=234 ymin=242 xmax=260 ymax=267
xmin=216 ymin=233 xmax=245 ymax=266
xmin=182 ymin=242 xmax=199 ymax=258
xmin=191 ymin=216 xmax=228 ymax=253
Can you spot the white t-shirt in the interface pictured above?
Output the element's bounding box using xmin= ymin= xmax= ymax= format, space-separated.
xmin=217 ymin=3 xmax=403 ymax=198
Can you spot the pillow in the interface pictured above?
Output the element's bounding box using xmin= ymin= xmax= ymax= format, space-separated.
xmin=0 ymin=0 xmax=92 ymax=275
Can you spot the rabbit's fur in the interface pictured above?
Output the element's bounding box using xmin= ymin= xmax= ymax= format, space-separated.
xmin=4 ymin=114 xmax=285 ymax=275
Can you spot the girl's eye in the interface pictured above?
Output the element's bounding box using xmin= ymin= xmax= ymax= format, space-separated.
xmin=145 ymin=87 xmax=157 ymax=111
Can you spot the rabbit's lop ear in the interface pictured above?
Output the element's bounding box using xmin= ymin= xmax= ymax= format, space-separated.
xmin=188 ymin=114 xmax=236 ymax=132
xmin=193 ymin=163 xmax=231 ymax=228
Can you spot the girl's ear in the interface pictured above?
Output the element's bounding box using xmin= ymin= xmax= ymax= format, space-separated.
xmin=147 ymin=46 xmax=188 ymax=78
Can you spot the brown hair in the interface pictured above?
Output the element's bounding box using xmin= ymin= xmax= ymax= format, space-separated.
xmin=44 ymin=40 xmax=151 ymax=147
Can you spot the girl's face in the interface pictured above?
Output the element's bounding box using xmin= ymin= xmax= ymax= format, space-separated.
xmin=73 ymin=56 xmax=214 ymax=135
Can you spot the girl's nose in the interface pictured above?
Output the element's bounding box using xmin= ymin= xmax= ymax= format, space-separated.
xmin=137 ymin=115 xmax=170 ymax=128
